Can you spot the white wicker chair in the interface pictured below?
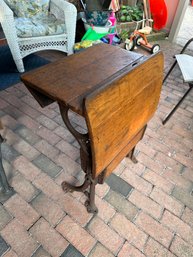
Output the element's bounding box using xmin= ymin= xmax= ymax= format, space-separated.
xmin=0 ymin=0 xmax=77 ymax=72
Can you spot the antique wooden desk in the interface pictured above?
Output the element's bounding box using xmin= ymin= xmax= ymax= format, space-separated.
xmin=21 ymin=44 xmax=163 ymax=213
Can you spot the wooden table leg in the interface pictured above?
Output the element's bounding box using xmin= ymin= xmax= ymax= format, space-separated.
xmin=0 ymin=135 xmax=15 ymax=203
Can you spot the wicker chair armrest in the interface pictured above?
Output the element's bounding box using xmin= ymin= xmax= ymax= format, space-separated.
xmin=50 ymin=0 xmax=77 ymax=54
xmin=0 ymin=0 xmax=14 ymax=20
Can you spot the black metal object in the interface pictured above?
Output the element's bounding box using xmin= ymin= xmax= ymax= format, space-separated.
xmin=162 ymin=84 xmax=193 ymax=125
xmin=162 ymin=37 xmax=193 ymax=125
xmin=59 ymin=103 xmax=98 ymax=214
xmin=0 ymin=134 xmax=14 ymax=203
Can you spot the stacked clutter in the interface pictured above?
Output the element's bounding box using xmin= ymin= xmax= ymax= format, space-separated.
xmin=74 ymin=0 xmax=121 ymax=52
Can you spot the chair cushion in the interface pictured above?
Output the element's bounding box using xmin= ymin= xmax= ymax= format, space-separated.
xmin=175 ymin=54 xmax=193 ymax=83
xmin=4 ymin=0 xmax=50 ymax=18
xmin=15 ymin=13 xmax=65 ymax=38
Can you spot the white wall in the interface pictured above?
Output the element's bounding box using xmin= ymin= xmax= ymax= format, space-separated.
xmin=164 ymin=0 xmax=179 ymax=31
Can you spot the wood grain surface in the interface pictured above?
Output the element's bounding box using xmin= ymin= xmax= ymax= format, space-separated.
xmin=84 ymin=51 xmax=164 ymax=179
xmin=21 ymin=44 xmax=144 ymax=115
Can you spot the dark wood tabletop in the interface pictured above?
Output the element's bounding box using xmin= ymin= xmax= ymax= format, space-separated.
xmin=21 ymin=44 xmax=145 ymax=115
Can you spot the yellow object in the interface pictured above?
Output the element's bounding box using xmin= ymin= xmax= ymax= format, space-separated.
xmin=74 ymin=40 xmax=93 ymax=50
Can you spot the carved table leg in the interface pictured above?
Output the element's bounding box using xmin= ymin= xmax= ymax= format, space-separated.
xmin=0 ymin=135 xmax=15 ymax=203
xmin=84 ymin=178 xmax=98 ymax=214
xmin=58 ymin=103 xmax=98 ymax=213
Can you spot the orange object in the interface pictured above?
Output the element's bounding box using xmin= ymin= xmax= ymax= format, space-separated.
xmin=149 ymin=0 xmax=168 ymax=30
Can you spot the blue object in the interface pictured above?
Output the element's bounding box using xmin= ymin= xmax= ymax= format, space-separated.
xmin=0 ymin=45 xmax=50 ymax=91
xmin=100 ymin=37 xmax=109 ymax=44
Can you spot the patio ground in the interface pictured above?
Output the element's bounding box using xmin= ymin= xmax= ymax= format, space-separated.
xmin=0 ymin=18 xmax=193 ymax=257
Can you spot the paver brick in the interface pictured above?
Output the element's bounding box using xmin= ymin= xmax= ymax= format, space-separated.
xmin=36 ymin=126 xmax=61 ymax=145
xmin=18 ymin=102 xmax=41 ymax=119
xmin=121 ymin=168 xmax=153 ymax=195
xmin=137 ymin=152 xmax=165 ymax=174
xmin=17 ymin=115 xmax=40 ymax=131
xmin=3 ymin=105 xmax=23 ymax=121
xmin=95 ymin=182 xmax=110 ymax=198
xmin=110 ymin=213 xmax=147 ymax=251
xmin=155 ymin=152 xmax=183 ymax=171
xmin=2 ymin=144 xmax=20 ymax=163
xmin=4 ymin=194 xmax=40 ymax=230
xmin=95 ymin=195 xmax=116 ymax=223
xmin=0 ymin=98 xmax=9 ymax=109
xmin=118 ymin=242 xmax=146 ymax=257
xmin=31 ymin=192 xmax=65 ymax=227
xmin=88 ymin=216 xmax=124 ymax=255
xmin=170 ymin=235 xmax=193 ymax=257
xmin=0 ymin=205 xmax=12 ymax=230
xmin=14 ymin=125 xmax=41 ymax=145
xmin=162 ymin=169 xmax=193 ymax=190
xmin=89 ymin=243 xmax=114 ymax=257
xmin=32 ymin=173 xmax=63 ymax=202
xmin=21 ymin=95 xmax=57 ymax=119
xmin=172 ymin=185 xmax=193 ymax=210
xmin=172 ymin=124 xmax=193 ymax=139
xmin=105 ymin=190 xmax=139 ymax=221
xmin=173 ymin=151 xmax=193 ymax=169
xmin=144 ymin=237 xmax=175 ymax=257
xmin=161 ymin=210 xmax=193 ymax=245
xmin=13 ymin=139 xmax=40 ymax=160
xmin=0 ymin=219 xmax=39 ymax=257
xmin=182 ymin=167 xmax=193 ymax=183
xmin=56 ymin=215 xmax=96 ymax=256
xmin=60 ymin=245 xmax=84 ymax=257
xmin=146 ymin=137 xmax=171 ymax=156
xmin=105 ymin=173 xmax=133 ymax=197
xmin=57 ymin=193 xmax=93 ymax=227
xmin=3 ymin=250 xmax=19 ymax=257
xmin=34 ymin=139 xmax=60 ymax=161
xmin=13 ymin=156 xmax=41 ymax=181
xmin=182 ymin=207 xmax=193 ymax=228
xmin=122 ymin=159 xmax=146 ymax=176
xmin=36 ymin=115 xmax=58 ymax=130
xmin=55 ymin=140 xmax=80 ymax=161
xmin=0 ymin=115 xmax=20 ymax=131
xmin=32 ymin=154 xmax=62 ymax=178
xmin=135 ymin=212 xmax=174 ymax=248
xmin=137 ymin=141 xmax=156 ymax=158
xmin=3 ymin=129 xmax=20 ymax=146
xmin=31 ymin=246 xmax=51 ymax=257
xmin=29 ymin=217 xmax=68 ymax=257
xmin=143 ymin=168 xmax=174 ymax=194
xmin=54 ymin=126 xmax=75 ymax=143
xmin=150 ymin=187 xmax=184 ymax=216
xmin=55 ymin=153 xmax=81 ymax=175
xmin=11 ymin=173 xmax=40 ymax=202
xmin=0 ymin=235 xmax=10 ymax=256
xmin=129 ymin=189 xmax=163 ymax=219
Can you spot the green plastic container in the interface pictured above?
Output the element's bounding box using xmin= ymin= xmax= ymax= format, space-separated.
xmin=81 ymin=28 xmax=108 ymax=41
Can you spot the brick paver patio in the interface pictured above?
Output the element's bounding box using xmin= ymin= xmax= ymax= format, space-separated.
xmin=0 ymin=38 xmax=193 ymax=257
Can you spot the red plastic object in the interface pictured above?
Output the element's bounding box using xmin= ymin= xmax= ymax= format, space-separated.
xmin=149 ymin=0 xmax=168 ymax=30
xmin=192 ymin=0 xmax=193 ymax=6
